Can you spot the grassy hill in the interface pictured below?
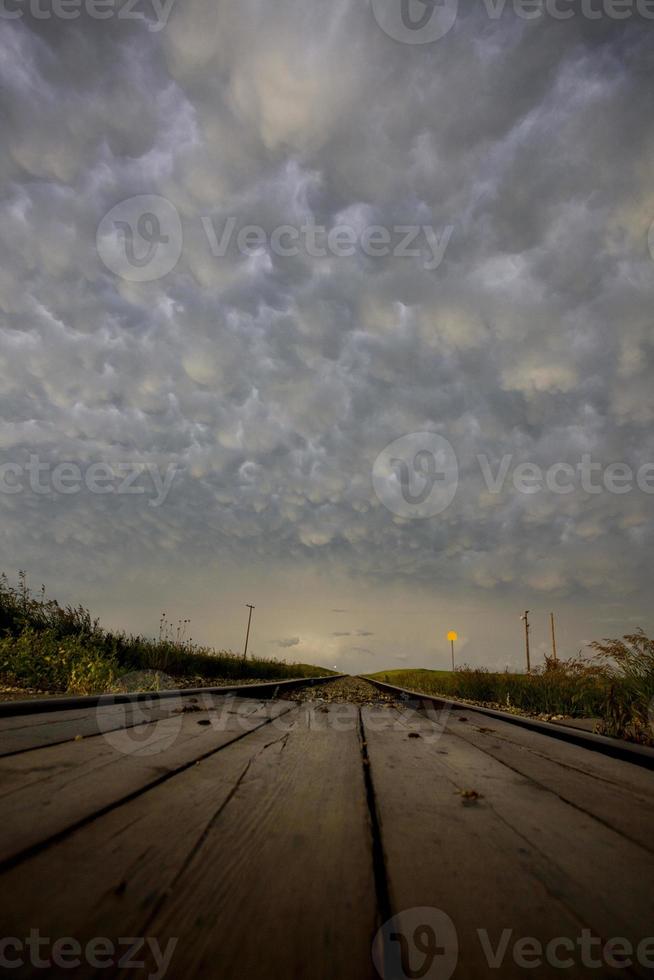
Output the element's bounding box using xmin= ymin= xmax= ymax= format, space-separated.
xmin=0 ymin=572 xmax=334 ymax=697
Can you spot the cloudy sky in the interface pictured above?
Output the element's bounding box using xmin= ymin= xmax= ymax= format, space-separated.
xmin=1 ymin=0 xmax=653 ymax=673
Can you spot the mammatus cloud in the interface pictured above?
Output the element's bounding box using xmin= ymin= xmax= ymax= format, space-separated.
xmin=0 ymin=0 xmax=652 ymax=660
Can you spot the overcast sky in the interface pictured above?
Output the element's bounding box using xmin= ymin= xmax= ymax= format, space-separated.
xmin=1 ymin=0 xmax=653 ymax=673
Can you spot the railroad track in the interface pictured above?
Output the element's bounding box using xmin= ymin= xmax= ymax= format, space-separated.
xmin=0 ymin=673 xmax=343 ymax=720
xmin=362 ymin=675 xmax=654 ymax=770
xmin=0 ymin=675 xmax=344 ymax=760
xmin=0 ymin=675 xmax=653 ymax=979
xmin=0 ymin=674 xmax=344 ymax=718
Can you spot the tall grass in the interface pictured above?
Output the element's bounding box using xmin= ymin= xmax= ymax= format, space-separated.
xmin=589 ymin=630 xmax=654 ymax=741
xmin=369 ymin=635 xmax=654 ymax=744
xmin=369 ymin=663 xmax=610 ymax=718
xmin=0 ymin=572 xmax=333 ymax=695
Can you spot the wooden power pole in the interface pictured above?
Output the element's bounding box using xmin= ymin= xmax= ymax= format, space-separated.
xmin=522 ymin=610 xmax=531 ymax=673
xmin=550 ymin=612 xmax=557 ymax=662
xmin=243 ymin=603 xmax=255 ymax=660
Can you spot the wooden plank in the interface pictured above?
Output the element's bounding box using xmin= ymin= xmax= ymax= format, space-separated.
xmin=368 ymin=680 xmax=654 ymax=769
xmin=439 ymin=704 xmax=654 ymax=853
xmin=417 ymin=711 xmax=654 ymax=936
xmin=0 ymin=694 xmax=213 ymax=757
xmin=0 ymin=712 xmax=302 ymax=975
xmin=442 ymin=704 xmax=654 ymax=796
xmin=0 ymin=694 xmax=274 ymax=794
xmin=0 ymin=703 xmax=377 ymax=980
xmin=137 ymin=701 xmax=377 ymax=980
xmin=0 ymin=697 xmax=292 ymax=866
xmin=363 ymin=705 xmax=654 ymax=979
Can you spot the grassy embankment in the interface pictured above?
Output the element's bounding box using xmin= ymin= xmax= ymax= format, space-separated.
xmin=0 ymin=573 xmax=334 ymax=697
xmin=368 ymin=639 xmax=654 ymax=745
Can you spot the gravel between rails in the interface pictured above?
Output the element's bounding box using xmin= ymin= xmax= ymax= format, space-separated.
xmin=280 ymin=676 xmax=399 ymax=705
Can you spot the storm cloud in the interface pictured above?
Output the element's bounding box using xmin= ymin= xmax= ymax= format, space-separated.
xmin=0 ymin=0 xmax=653 ymax=667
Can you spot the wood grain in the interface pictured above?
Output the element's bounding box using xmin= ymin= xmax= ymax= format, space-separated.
xmin=362 ymin=704 xmax=654 ymax=979
xmin=0 ymin=697 xmax=292 ymax=866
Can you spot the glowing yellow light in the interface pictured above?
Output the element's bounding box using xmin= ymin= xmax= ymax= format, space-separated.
xmin=447 ymin=630 xmax=458 ymax=641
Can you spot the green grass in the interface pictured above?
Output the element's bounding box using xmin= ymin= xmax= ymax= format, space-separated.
xmin=0 ymin=572 xmax=335 ymax=696
xmin=368 ymin=640 xmax=654 ymax=745
xmin=367 ymin=666 xmax=610 ymax=716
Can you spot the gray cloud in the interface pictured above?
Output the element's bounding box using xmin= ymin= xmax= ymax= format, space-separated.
xmin=0 ymin=3 xmax=653 ymax=669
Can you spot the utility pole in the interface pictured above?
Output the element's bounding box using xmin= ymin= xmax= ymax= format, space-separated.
xmin=521 ymin=610 xmax=531 ymax=673
xmin=243 ymin=603 xmax=255 ymax=660
xmin=550 ymin=612 xmax=557 ymax=662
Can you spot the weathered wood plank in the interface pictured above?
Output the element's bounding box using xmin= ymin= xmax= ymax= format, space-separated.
xmin=0 ymin=711 xmax=302 ymax=976
xmin=444 ymin=704 xmax=654 ymax=795
xmin=130 ymin=702 xmax=376 ymax=980
xmin=439 ymin=704 xmax=654 ymax=853
xmin=0 ymin=695 xmax=210 ymax=757
xmin=0 ymin=703 xmax=377 ymax=980
xmin=0 ymin=697 xmax=292 ymax=866
xmin=363 ymin=705 xmax=654 ymax=979
xmin=4 ymin=691 xmax=652 ymax=980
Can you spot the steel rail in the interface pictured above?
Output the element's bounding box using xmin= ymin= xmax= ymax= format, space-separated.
xmin=0 ymin=674 xmax=344 ymax=719
xmin=362 ymin=676 xmax=654 ymax=770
